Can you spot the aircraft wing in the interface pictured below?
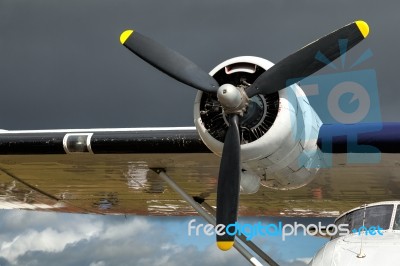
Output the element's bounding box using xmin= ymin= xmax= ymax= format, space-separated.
xmin=0 ymin=123 xmax=399 ymax=217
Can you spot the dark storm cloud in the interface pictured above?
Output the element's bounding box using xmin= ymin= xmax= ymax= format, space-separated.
xmin=0 ymin=0 xmax=399 ymax=130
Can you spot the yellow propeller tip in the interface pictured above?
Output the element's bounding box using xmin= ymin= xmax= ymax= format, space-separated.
xmin=355 ymin=20 xmax=369 ymax=38
xmin=120 ymin=30 xmax=134 ymax=44
xmin=217 ymin=241 xmax=234 ymax=251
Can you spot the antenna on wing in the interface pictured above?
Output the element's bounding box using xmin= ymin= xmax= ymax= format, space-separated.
xmin=357 ymin=203 xmax=367 ymax=258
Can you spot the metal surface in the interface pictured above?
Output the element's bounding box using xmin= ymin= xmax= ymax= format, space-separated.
xmin=0 ymin=152 xmax=399 ymax=216
xmin=217 ymin=84 xmax=249 ymax=115
xmin=1 ymin=123 xmax=399 ymax=155
xmin=310 ymin=201 xmax=400 ymax=265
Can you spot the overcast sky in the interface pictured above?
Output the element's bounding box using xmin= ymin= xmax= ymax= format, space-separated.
xmin=0 ymin=0 xmax=399 ymax=265
xmin=0 ymin=0 xmax=399 ymax=130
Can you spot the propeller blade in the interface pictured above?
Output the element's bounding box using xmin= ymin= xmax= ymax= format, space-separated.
xmin=246 ymin=20 xmax=369 ymax=97
xmin=216 ymin=114 xmax=241 ymax=251
xmin=120 ymin=30 xmax=219 ymax=93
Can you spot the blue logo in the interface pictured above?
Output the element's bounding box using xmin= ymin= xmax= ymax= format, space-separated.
xmin=288 ymin=39 xmax=381 ymax=167
xmin=352 ymin=225 xmax=384 ymax=236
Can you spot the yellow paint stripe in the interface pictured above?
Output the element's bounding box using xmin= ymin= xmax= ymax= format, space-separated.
xmin=217 ymin=241 xmax=234 ymax=251
xmin=355 ymin=20 xmax=369 ymax=38
xmin=120 ymin=30 xmax=134 ymax=44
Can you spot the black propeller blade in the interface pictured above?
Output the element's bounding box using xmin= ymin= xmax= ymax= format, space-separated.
xmin=246 ymin=20 xmax=369 ymax=98
xmin=120 ymin=30 xmax=219 ymax=93
xmin=216 ymin=114 xmax=241 ymax=251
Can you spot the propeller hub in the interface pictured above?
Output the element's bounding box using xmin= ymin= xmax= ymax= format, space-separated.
xmin=217 ymin=84 xmax=249 ymax=116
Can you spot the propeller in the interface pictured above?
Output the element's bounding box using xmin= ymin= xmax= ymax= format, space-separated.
xmin=246 ymin=20 xmax=369 ymax=97
xmin=216 ymin=114 xmax=241 ymax=250
xmin=119 ymin=30 xmax=219 ymax=93
xmin=120 ymin=20 xmax=369 ymax=251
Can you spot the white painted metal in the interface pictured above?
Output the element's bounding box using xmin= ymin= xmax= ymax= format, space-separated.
xmin=310 ymin=201 xmax=400 ymax=266
xmin=240 ymin=170 xmax=260 ymax=194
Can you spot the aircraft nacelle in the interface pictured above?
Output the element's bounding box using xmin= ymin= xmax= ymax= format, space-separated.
xmin=194 ymin=56 xmax=325 ymax=192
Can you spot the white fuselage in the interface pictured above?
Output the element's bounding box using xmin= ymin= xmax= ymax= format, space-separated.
xmin=309 ymin=231 xmax=400 ymax=265
xmin=310 ymin=201 xmax=400 ymax=265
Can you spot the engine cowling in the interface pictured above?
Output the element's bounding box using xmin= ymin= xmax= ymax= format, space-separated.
xmin=194 ymin=56 xmax=325 ymax=192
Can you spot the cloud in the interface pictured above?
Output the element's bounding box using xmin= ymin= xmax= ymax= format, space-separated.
xmin=284 ymin=257 xmax=312 ymax=266
xmin=0 ymin=221 xmax=100 ymax=263
xmin=89 ymin=261 xmax=105 ymax=266
xmin=99 ymin=217 xmax=151 ymax=241
xmin=0 ymin=210 xmax=323 ymax=266
xmin=0 ymin=213 xmax=230 ymax=266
